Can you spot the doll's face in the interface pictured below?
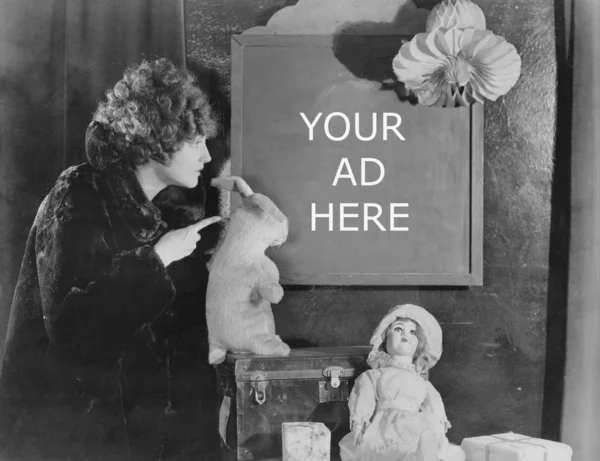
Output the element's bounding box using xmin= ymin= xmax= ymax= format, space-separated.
xmin=385 ymin=319 xmax=419 ymax=358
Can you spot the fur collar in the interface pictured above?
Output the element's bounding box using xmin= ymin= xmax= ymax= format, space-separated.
xmin=102 ymin=163 xmax=165 ymax=243
xmin=85 ymin=122 xmax=207 ymax=242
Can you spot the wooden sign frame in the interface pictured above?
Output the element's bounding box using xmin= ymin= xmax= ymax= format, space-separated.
xmin=230 ymin=34 xmax=483 ymax=286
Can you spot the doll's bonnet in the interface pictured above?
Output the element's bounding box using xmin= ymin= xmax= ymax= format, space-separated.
xmin=367 ymin=304 xmax=443 ymax=371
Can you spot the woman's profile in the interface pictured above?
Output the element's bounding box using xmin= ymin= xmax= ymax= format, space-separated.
xmin=0 ymin=58 xmax=224 ymax=460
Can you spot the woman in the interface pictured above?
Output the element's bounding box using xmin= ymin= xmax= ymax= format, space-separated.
xmin=0 ymin=58 xmax=224 ymax=460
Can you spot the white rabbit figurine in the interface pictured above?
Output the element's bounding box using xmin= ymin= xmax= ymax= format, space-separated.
xmin=205 ymin=176 xmax=291 ymax=365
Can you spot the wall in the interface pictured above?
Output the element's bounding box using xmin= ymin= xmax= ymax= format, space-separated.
xmin=185 ymin=0 xmax=562 ymax=443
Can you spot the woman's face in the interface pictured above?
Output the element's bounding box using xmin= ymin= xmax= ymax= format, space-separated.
xmin=385 ymin=319 xmax=419 ymax=358
xmin=156 ymin=137 xmax=211 ymax=188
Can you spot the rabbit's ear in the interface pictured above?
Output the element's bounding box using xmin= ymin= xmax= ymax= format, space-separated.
xmin=211 ymin=176 xmax=254 ymax=198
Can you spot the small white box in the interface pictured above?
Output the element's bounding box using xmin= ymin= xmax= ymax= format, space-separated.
xmin=461 ymin=432 xmax=573 ymax=461
xmin=282 ymin=422 xmax=331 ymax=461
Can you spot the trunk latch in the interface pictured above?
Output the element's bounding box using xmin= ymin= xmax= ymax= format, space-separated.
xmin=249 ymin=373 xmax=268 ymax=405
xmin=322 ymin=366 xmax=344 ymax=389
xmin=319 ymin=366 xmax=349 ymax=403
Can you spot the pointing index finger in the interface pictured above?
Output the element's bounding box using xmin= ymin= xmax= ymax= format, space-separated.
xmin=191 ymin=216 xmax=222 ymax=232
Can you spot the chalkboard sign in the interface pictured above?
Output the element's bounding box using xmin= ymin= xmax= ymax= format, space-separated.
xmin=231 ymin=34 xmax=483 ymax=286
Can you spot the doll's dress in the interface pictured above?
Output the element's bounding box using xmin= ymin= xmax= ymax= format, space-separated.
xmin=339 ymin=363 xmax=450 ymax=461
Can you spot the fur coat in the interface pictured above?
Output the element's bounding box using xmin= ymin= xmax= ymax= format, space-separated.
xmin=0 ymin=123 xmax=223 ymax=461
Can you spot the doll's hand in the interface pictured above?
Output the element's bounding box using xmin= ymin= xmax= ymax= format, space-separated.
xmin=352 ymin=423 xmax=365 ymax=447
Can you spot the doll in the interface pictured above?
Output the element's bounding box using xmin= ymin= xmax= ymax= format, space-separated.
xmin=205 ymin=176 xmax=290 ymax=365
xmin=339 ymin=304 xmax=464 ymax=461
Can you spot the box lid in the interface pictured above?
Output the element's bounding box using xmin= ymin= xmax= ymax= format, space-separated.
xmin=221 ymin=345 xmax=372 ymax=381
xmin=461 ymin=432 xmax=573 ymax=461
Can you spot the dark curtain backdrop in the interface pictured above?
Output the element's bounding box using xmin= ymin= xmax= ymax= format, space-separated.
xmin=0 ymin=0 xmax=185 ymax=360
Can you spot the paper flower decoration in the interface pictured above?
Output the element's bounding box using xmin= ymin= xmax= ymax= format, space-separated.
xmin=426 ymin=0 xmax=486 ymax=32
xmin=392 ymin=27 xmax=521 ymax=107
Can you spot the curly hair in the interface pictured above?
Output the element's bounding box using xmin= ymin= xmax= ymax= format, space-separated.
xmin=380 ymin=317 xmax=429 ymax=370
xmin=91 ymin=58 xmax=218 ymax=168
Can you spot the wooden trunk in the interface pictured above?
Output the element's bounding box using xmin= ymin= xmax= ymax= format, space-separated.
xmin=215 ymin=346 xmax=372 ymax=461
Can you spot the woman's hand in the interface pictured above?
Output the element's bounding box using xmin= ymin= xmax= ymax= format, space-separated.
xmin=154 ymin=216 xmax=222 ymax=267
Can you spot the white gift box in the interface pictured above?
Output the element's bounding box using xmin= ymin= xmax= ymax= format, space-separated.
xmin=461 ymin=432 xmax=573 ymax=461
xmin=282 ymin=422 xmax=331 ymax=461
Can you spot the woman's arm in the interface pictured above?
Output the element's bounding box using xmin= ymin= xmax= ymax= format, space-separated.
xmin=37 ymin=180 xmax=175 ymax=366
xmin=148 ymin=182 xmax=225 ymax=339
